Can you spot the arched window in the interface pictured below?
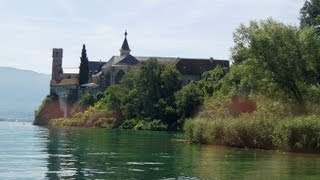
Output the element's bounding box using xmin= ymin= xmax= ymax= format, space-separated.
xmin=115 ymin=70 xmax=125 ymax=84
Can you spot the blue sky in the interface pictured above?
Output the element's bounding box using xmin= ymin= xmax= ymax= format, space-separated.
xmin=0 ymin=0 xmax=305 ymax=74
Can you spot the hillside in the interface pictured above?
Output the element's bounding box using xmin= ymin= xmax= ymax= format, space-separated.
xmin=0 ymin=67 xmax=50 ymax=121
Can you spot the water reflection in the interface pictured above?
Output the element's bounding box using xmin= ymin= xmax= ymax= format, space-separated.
xmin=1 ymin=121 xmax=320 ymax=179
xmin=179 ymin=145 xmax=320 ymax=180
xmin=41 ymin=126 xmax=320 ymax=179
xmin=0 ymin=122 xmax=47 ymax=179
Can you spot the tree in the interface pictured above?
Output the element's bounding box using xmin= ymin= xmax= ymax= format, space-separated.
xmin=98 ymin=58 xmax=182 ymax=129
xmin=300 ymin=0 xmax=320 ymax=35
xmin=175 ymin=83 xmax=202 ymax=119
xmin=78 ymin=93 xmax=95 ymax=106
xmin=231 ymin=19 xmax=320 ymax=112
xmin=79 ymin=44 xmax=89 ymax=85
xmin=120 ymin=59 xmax=181 ymax=125
xmin=200 ymin=65 xmax=228 ymax=96
xmin=70 ymin=93 xmax=96 ymax=115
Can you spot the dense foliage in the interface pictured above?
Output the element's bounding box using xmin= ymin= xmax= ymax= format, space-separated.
xmin=184 ymin=96 xmax=320 ymax=151
xmin=175 ymin=66 xmax=228 ymax=120
xmin=98 ymin=58 xmax=182 ymax=130
xmin=70 ymin=93 xmax=96 ymax=115
xmin=175 ymin=83 xmax=202 ymax=120
xmin=184 ymin=18 xmax=320 ymax=151
xmin=48 ymin=1 xmax=320 ymax=152
xmin=52 ymin=59 xmax=228 ymax=130
xmin=79 ymin=44 xmax=89 ymax=85
xmin=230 ymin=19 xmax=320 ymax=112
xmin=300 ymin=0 xmax=320 ymax=35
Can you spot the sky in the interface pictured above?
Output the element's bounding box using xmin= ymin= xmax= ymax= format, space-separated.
xmin=0 ymin=0 xmax=306 ymax=74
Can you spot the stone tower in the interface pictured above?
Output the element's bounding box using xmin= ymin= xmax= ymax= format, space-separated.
xmin=51 ymin=48 xmax=63 ymax=82
xmin=120 ymin=30 xmax=131 ymax=56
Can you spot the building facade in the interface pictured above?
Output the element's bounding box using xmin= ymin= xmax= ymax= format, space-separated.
xmin=49 ymin=31 xmax=230 ymax=100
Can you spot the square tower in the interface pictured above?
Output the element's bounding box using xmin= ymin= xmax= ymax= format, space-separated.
xmin=51 ymin=48 xmax=63 ymax=81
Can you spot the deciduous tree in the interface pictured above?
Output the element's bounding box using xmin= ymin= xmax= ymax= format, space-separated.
xmin=231 ymin=19 xmax=320 ymax=112
xmin=300 ymin=0 xmax=320 ymax=35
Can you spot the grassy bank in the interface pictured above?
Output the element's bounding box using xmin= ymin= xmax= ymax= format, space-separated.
xmin=49 ymin=107 xmax=168 ymax=131
xmin=184 ymin=96 xmax=320 ymax=151
xmin=49 ymin=107 xmax=117 ymax=128
xmin=49 ymin=105 xmax=168 ymax=131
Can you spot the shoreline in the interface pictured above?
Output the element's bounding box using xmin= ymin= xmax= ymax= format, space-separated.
xmin=36 ymin=118 xmax=320 ymax=154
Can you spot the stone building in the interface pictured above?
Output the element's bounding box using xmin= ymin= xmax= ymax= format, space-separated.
xmin=49 ymin=31 xmax=229 ymax=100
xmin=92 ymin=31 xmax=229 ymax=89
xmin=50 ymin=48 xmax=78 ymax=102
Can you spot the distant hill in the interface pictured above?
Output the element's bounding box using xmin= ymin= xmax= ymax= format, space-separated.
xmin=0 ymin=67 xmax=50 ymax=121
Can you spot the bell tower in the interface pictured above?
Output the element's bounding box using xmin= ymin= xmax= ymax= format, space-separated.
xmin=51 ymin=48 xmax=63 ymax=82
xmin=120 ymin=30 xmax=131 ymax=56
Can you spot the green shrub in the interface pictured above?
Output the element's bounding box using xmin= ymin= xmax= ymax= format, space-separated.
xmin=50 ymin=106 xmax=117 ymax=128
xmin=79 ymin=93 xmax=96 ymax=106
xmin=120 ymin=119 xmax=167 ymax=131
xmin=184 ymin=118 xmax=226 ymax=144
xmin=223 ymin=115 xmax=275 ymax=149
xmin=185 ymin=115 xmax=276 ymax=149
xmin=184 ymin=95 xmax=320 ymax=151
xmin=175 ymin=83 xmax=203 ymax=119
xmin=277 ymin=116 xmax=320 ymax=150
xmin=70 ymin=93 xmax=97 ymax=116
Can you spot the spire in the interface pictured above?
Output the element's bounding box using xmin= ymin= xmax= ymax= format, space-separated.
xmin=81 ymin=44 xmax=87 ymax=58
xmin=120 ymin=30 xmax=131 ymax=56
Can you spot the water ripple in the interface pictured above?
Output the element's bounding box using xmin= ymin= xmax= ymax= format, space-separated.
xmin=126 ymin=162 xmax=164 ymax=165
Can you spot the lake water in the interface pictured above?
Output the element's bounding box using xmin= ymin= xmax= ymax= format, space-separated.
xmin=1 ymin=120 xmax=320 ymax=179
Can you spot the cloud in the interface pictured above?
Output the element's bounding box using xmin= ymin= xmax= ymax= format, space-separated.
xmin=55 ymin=0 xmax=76 ymax=15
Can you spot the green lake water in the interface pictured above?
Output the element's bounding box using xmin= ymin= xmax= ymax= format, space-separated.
xmin=1 ymin=120 xmax=320 ymax=179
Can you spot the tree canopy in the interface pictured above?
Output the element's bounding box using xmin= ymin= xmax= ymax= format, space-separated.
xmin=300 ymin=0 xmax=320 ymax=35
xmin=230 ymin=19 xmax=320 ymax=112
xmin=99 ymin=59 xmax=182 ymax=129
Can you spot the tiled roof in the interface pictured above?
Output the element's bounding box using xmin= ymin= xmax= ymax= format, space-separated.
xmin=103 ymin=55 xmax=229 ymax=76
xmin=89 ymin=61 xmax=106 ymax=74
xmin=176 ymin=58 xmax=229 ymax=75
xmin=50 ymin=78 xmax=78 ymax=87
xmin=108 ymin=56 xmax=179 ymax=65
xmin=136 ymin=56 xmax=179 ymax=63
xmin=115 ymin=55 xmax=139 ymax=65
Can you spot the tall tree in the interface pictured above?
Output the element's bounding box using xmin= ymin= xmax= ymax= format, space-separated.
xmin=79 ymin=44 xmax=89 ymax=85
xmin=300 ymin=0 xmax=320 ymax=35
xmin=231 ymin=19 xmax=320 ymax=112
